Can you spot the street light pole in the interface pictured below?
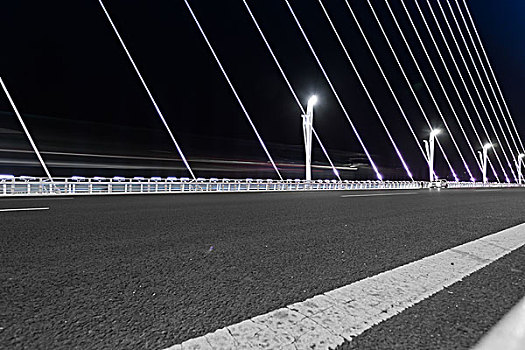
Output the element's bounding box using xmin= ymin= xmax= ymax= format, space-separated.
xmin=518 ymin=153 xmax=525 ymax=185
xmin=479 ymin=143 xmax=493 ymax=184
xmin=303 ymin=95 xmax=317 ymax=181
xmin=423 ymin=129 xmax=440 ymax=182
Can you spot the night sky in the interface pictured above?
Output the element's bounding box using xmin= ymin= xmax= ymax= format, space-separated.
xmin=0 ymin=0 xmax=524 ymax=180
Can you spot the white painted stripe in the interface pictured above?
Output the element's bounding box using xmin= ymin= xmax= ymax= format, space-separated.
xmin=340 ymin=192 xmax=417 ymax=198
xmin=0 ymin=207 xmax=49 ymax=212
xmin=472 ymin=296 xmax=525 ymax=350
xmin=164 ymin=223 xmax=525 ymax=350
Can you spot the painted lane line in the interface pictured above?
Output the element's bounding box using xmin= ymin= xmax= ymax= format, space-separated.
xmin=0 ymin=207 xmax=49 ymax=212
xmin=340 ymin=192 xmax=417 ymax=198
xmin=164 ymin=223 xmax=525 ymax=350
xmin=472 ymin=296 xmax=525 ymax=350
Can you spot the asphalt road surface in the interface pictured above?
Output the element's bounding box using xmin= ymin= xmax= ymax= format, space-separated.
xmin=1 ymin=188 xmax=525 ymax=349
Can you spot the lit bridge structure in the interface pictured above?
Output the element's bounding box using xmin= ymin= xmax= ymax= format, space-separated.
xmin=1 ymin=0 xmax=524 ymax=196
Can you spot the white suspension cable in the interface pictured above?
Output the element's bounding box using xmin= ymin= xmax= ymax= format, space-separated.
xmin=414 ymin=0 xmax=501 ymax=181
xmin=359 ymin=0 xmax=458 ymax=180
xmin=241 ymin=0 xmax=341 ymax=181
xmin=444 ymin=0 xmax=517 ymax=182
xmin=429 ymin=0 xmax=504 ymax=181
xmin=396 ymin=0 xmax=479 ymax=181
xmin=98 ymin=0 xmax=196 ymax=180
xmin=459 ymin=0 xmax=524 ymax=155
xmin=284 ymin=0 xmax=383 ymax=181
xmin=318 ymin=0 xmax=413 ymax=180
xmin=0 ymin=77 xmax=54 ymax=182
xmin=382 ymin=0 xmax=474 ymax=181
xmin=182 ymin=0 xmax=283 ymax=180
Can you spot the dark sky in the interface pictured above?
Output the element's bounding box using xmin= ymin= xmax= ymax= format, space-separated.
xmin=0 ymin=0 xmax=523 ymax=180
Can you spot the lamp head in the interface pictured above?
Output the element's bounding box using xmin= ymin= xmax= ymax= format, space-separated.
xmin=308 ymin=95 xmax=318 ymax=106
xmin=483 ymin=143 xmax=493 ymax=150
xmin=430 ymin=129 xmax=441 ymax=138
xmin=519 ymin=153 xmax=525 ymax=159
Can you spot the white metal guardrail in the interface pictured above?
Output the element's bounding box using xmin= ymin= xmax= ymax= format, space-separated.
xmin=0 ymin=175 xmax=521 ymax=196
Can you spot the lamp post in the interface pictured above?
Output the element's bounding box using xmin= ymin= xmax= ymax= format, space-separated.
xmin=518 ymin=153 xmax=525 ymax=185
xmin=478 ymin=143 xmax=493 ymax=184
xmin=423 ymin=129 xmax=440 ymax=182
xmin=303 ymin=95 xmax=317 ymax=181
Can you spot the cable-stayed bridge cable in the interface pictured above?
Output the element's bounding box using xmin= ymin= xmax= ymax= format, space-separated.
xmin=427 ymin=0 xmax=503 ymax=181
xmin=396 ymin=0 xmax=479 ymax=181
xmin=318 ymin=0 xmax=414 ymax=180
xmin=98 ymin=0 xmax=196 ymax=180
xmin=182 ymin=0 xmax=283 ymax=180
xmin=381 ymin=0 xmax=474 ymax=181
xmin=359 ymin=0 xmax=458 ymax=180
xmin=284 ymin=0 xmax=383 ymax=181
xmin=444 ymin=0 xmax=517 ymax=182
xmin=457 ymin=0 xmax=523 ymax=157
xmin=460 ymin=0 xmax=525 ymax=154
xmin=413 ymin=0 xmax=501 ymax=181
xmin=241 ymin=0 xmax=341 ymax=181
xmin=0 ymin=77 xmax=54 ymax=183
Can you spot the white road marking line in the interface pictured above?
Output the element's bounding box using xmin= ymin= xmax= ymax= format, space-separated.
xmin=0 ymin=207 xmax=49 ymax=212
xmin=164 ymin=223 xmax=525 ymax=350
xmin=472 ymin=296 xmax=525 ymax=350
xmin=340 ymin=192 xmax=417 ymax=198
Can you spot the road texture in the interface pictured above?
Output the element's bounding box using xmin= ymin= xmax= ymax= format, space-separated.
xmin=1 ymin=188 xmax=525 ymax=349
xmin=337 ymin=244 xmax=525 ymax=350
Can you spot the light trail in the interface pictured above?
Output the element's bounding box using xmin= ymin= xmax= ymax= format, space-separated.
xmin=458 ymin=0 xmax=523 ymax=157
xmin=98 ymin=0 xmax=196 ymax=180
xmin=0 ymin=77 xmax=54 ymax=183
xmin=414 ymin=0 xmax=501 ymax=181
xmin=381 ymin=0 xmax=474 ymax=181
xmin=0 ymin=207 xmax=49 ymax=213
xmin=241 ymin=0 xmax=341 ymax=181
xmin=317 ymin=0 xmax=414 ymax=181
xmin=357 ymin=0 xmax=458 ymax=180
xmin=284 ymin=0 xmax=383 ymax=181
xmin=443 ymin=0 xmax=517 ymax=182
xmin=182 ymin=0 xmax=283 ymax=180
xmin=428 ymin=0 xmax=505 ymax=181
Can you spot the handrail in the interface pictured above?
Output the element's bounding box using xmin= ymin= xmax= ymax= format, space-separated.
xmin=0 ymin=176 xmax=521 ymax=196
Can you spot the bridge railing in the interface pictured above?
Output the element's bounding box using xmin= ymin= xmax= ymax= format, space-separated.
xmin=0 ymin=176 xmax=520 ymax=196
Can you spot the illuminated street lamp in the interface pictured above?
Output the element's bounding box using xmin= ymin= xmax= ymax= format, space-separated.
xmin=423 ymin=129 xmax=440 ymax=182
xmin=303 ymin=95 xmax=317 ymax=181
xmin=478 ymin=143 xmax=493 ymax=184
xmin=518 ymin=153 xmax=525 ymax=185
